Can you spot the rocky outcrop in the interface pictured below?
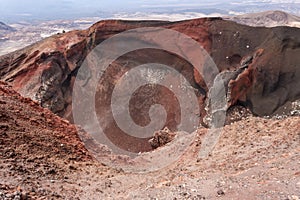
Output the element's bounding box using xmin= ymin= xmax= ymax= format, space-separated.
xmin=0 ymin=18 xmax=300 ymax=140
xmin=148 ymin=127 xmax=176 ymax=149
xmin=208 ymin=20 xmax=300 ymax=116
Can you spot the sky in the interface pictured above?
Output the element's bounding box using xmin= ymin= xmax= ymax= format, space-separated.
xmin=0 ymin=0 xmax=300 ymax=22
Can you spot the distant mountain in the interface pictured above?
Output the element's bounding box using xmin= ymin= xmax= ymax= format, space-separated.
xmin=226 ymin=10 xmax=300 ymax=28
xmin=0 ymin=18 xmax=100 ymax=56
xmin=0 ymin=22 xmax=15 ymax=32
xmin=0 ymin=21 xmax=16 ymax=40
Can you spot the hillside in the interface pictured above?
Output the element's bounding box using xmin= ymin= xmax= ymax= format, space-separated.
xmin=0 ymin=22 xmax=15 ymax=32
xmin=226 ymin=10 xmax=300 ymax=28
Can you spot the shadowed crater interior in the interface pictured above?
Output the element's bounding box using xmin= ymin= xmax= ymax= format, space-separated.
xmin=94 ymin=48 xmax=204 ymax=153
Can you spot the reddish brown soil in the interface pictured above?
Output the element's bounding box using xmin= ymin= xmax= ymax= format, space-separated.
xmin=0 ymin=81 xmax=299 ymax=199
xmin=0 ymin=81 xmax=97 ymax=199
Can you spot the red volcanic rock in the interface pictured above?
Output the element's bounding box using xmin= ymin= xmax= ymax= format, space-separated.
xmin=148 ymin=127 xmax=176 ymax=149
xmin=0 ymin=81 xmax=92 ymax=163
xmin=0 ymin=18 xmax=300 ymax=139
xmin=0 ymin=30 xmax=89 ymax=118
xmin=227 ymin=49 xmax=264 ymax=106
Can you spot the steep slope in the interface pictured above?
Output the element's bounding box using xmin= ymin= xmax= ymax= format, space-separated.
xmin=0 ymin=18 xmax=299 ymax=154
xmin=1 ymin=18 xmax=300 ymax=117
xmin=0 ymin=80 xmax=92 ymax=175
xmin=0 ymin=18 xmax=300 ymax=153
xmin=0 ymin=81 xmax=95 ymax=198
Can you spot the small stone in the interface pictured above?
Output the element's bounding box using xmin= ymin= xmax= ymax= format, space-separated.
xmin=21 ymin=192 xmax=28 ymax=199
xmin=69 ymin=165 xmax=76 ymax=170
xmin=217 ymin=189 xmax=225 ymax=196
xmin=148 ymin=127 xmax=176 ymax=148
xmin=289 ymin=195 xmax=299 ymax=200
xmin=194 ymin=195 xmax=206 ymax=200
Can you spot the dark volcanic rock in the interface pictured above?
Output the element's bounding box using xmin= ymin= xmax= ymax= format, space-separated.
xmin=207 ymin=20 xmax=300 ymax=116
